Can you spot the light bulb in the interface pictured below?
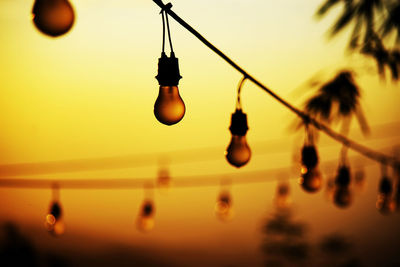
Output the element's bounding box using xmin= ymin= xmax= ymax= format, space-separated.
xmin=137 ymin=200 xmax=155 ymax=232
xmin=299 ymin=168 xmax=322 ymax=193
xmin=45 ymin=201 xmax=64 ymax=236
xmin=215 ymin=191 xmax=234 ymax=222
xmin=274 ymin=182 xmax=291 ymax=209
xmin=333 ymin=187 xmax=353 ymax=208
xmin=32 ymin=0 xmax=75 ymax=37
xmin=154 ymin=52 xmax=185 ymax=125
xmin=154 ymin=86 xmax=185 ymax=125
xmin=376 ymin=176 xmax=395 ymax=215
xmin=225 ymin=109 xmax=251 ymax=168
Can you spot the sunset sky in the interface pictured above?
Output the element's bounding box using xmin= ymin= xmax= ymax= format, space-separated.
xmin=0 ymin=0 xmax=399 ymax=266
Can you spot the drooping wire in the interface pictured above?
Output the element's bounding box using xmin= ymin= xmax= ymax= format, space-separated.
xmin=236 ymin=76 xmax=247 ymax=110
xmin=160 ymin=9 xmax=174 ymax=53
xmin=161 ymin=10 xmax=166 ymax=53
xmin=165 ymin=11 xmax=174 ymax=53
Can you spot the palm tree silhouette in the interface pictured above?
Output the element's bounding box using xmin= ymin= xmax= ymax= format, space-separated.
xmin=304 ymin=70 xmax=369 ymax=136
xmin=316 ymin=0 xmax=400 ymax=80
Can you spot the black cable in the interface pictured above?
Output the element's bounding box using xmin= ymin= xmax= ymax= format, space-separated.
xmin=165 ymin=11 xmax=174 ymax=53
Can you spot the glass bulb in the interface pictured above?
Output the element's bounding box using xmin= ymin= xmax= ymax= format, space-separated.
xmin=299 ymin=168 xmax=322 ymax=193
xmin=376 ymin=194 xmax=396 ymax=215
xmin=154 ymin=86 xmax=185 ymax=125
xmin=32 ymin=0 xmax=75 ymax=37
xmin=225 ymin=135 xmax=251 ymax=168
xmin=333 ymin=187 xmax=352 ymax=209
xmin=137 ymin=200 xmax=155 ymax=232
xmin=215 ymin=192 xmax=234 ymax=222
xmin=44 ymin=201 xmax=64 ymax=236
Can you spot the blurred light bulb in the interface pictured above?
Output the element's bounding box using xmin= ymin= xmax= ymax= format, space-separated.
xmin=274 ymin=182 xmax=291 ymax=209
xmin=215 ymin=191 xmax=234 ymax=222
xmin=154 ymin=52 xmax=185 ymax=125
xmin=376 ymin=194 xmax=396 ymax=215
xmin=45 ymin=201 xmax=64 ymax=236
xmin=299 ymin=168 xmax=322 ymax=193
xmin=333 ymin=187 xmax=353 ymax=208
xmin=301 ymin=145 xmax=319 ymax=169
xmin=32 ymin=0 xmax=75 ymax=37
xmin=376 ymin=176 xmax=395 ymax=215
xmin=137 ymin=200 xmax=155 ymax=232
xmin=225 ymin=109 xmax=251 ymax=168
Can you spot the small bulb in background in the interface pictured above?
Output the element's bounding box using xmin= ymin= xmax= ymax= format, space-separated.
xmin=137 ymin=200 xmax=155 ymax=232
xmin=299 ymin=168 xmax=322 ymax=193
xmin=154 ymin=52 xmax=185 ymax=125
xmin=333 ymin=165 xmax=353 ymax=209
xmin=333 ymin=187 xmax=353 ymax=208
xmin=215 ymin=191 xmax=234 ymax=222
xmin=376 ymin=176 xmax=396 ymax=215
xmin=44 ymin=201 xmax=65 ymax=236
xmin=274 ymin=182 xmax=291 ymax=209
xmin=225 ymin=109 xmax=251 ymax=168
xmin=32 ymin=0 xmax=75 ymax=37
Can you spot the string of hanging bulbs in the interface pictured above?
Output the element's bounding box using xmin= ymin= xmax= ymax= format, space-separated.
xmin=19 ymin=0 xmax=400 ymax=234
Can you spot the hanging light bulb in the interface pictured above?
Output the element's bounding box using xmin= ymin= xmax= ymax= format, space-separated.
xmin=333 ymin=165 xmax=353 ymax=208
xmin=274 ymin=182 xmax=291 ymax=209
xmin=299 ymin=167 xmax=322 ymax=193
xmin=376 ymin=176 xmax=396 ymax=215
xmin=215 ymin=191 xmax=234 ymax=222
xmin=136 ymin=199 xmax=155 ymax=232
xmin=44 ymin=201 xmax=65 ymax=236
xmin=32 ymin=0 xmax=75 ymax=37
xmin=225 ymin=109 xmax=251 ymax=168
xmin=333 ymin=186 xmax=353 ymax=208
xmin=154 ymin=52 xmax=185 ymax=125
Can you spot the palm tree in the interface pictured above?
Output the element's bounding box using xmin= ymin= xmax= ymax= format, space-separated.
xmin=316 ymin=0 xmax=400 ymax=80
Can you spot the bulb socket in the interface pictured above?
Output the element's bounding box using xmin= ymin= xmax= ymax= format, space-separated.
xmin=229 ymin=109 xmax=249 ymax=136
xmin=156 ymin=52 xmax=182 ymax=86
xmin=379 ymin=176 xmax=392 ymax=195
xmin=50 ymin=202 xmax=62 ymax=220
xmin=335 ymin=166 xmax=351 ymax=187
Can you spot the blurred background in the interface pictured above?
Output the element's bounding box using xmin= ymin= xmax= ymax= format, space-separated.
xmin=0 ymin=0 xmax=399 ymax=266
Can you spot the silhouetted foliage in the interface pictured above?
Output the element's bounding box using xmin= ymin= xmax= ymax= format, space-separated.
xmin=316 ymin=0 xmax=400 ymax=80
xmin=304 ymin=71 xmax=369 ymax=135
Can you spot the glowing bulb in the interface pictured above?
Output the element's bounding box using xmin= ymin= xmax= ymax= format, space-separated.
xmin=301 ymin=145 xmax=319 ymax=169
xmin=32 ymin=0 xmax=75 ymax=37
xmin=299 ymin=168 xmax=322 ymax=193
xmin=45 ymin=201 xmax=64 ymax=236
xmin=274 ymin=182 xmax=291 ymax=208
xmin=333 ymin=187 xmax=353 ymax=208
xmin=154 ymin=86 xmax=185 ymax=125
xmin=376 ymin=176 xmax=395 ymax=215
xmin=154 ymin=52 xmax=185 ymax=125
xmin=215 ymin=191 xmax=234 ymax=222
xmin=137 ymin=200 xmax=155 ymax=232
xmin=225 ymin=109 xmax=251 ymax=168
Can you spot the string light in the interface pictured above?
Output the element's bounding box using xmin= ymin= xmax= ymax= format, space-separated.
xmin=333 ymin=165 xmax=353 ymax=209
xmin=44 ymin=185 xmax=65 ymax=236
xmin=376 ymin=166 xmax=396 ymax=214
xmin=32 ymin=0 xmax=75 ymax=37
xmin=136 ymin=199 xmax=156 ymax=232
xmin=225 ymin=77 xmax=251 ymax=168
xmin=154 ymin=8 xmax=185 ymax=125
